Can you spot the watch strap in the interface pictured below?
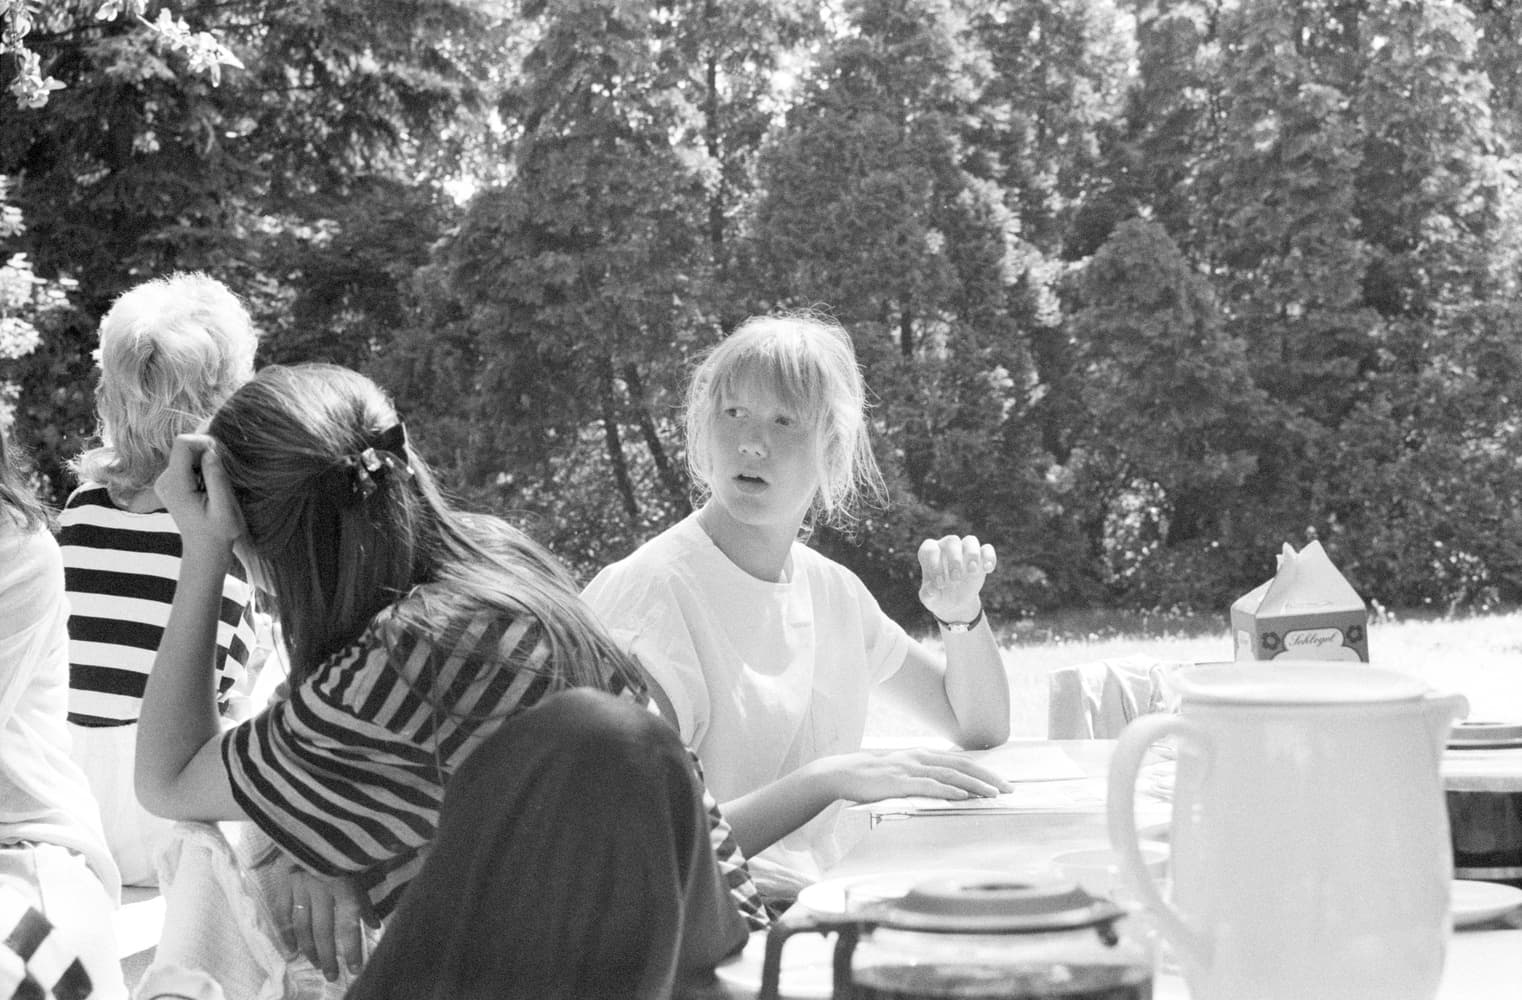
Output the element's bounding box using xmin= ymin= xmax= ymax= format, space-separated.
xmin=933 ymin=606 xmax=985 ymax=633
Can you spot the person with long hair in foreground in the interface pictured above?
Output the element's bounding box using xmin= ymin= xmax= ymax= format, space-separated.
xmin=348 ymin=688 xmax=747 ymax=1000
xmin=136 ymin=363 xmax=759 ymax=995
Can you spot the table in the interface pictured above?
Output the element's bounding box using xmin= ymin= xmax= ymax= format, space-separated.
xmin=717 ymin=740 xmax=1522 ymax=999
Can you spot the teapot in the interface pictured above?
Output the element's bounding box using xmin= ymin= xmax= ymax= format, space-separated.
xmin=757 ymin=874 xmax=1152 ymax=1000
xmin=1107 ymin=661 xmax=1467 ymax=1000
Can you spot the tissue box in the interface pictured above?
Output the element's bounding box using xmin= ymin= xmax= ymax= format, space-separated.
xmin=1231 ymin=541 xmax=1369 ymax=661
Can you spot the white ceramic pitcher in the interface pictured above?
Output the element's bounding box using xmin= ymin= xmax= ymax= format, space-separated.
xmin=1107 ymin=661 xmax=1467 ymax=1000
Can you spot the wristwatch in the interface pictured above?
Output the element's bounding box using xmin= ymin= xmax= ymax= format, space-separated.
xmin=933 ymin=607 xmax=985 ymax=633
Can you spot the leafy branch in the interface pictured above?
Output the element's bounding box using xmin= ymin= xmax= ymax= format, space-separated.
xmin=0 ymin=175 xmax=75 ymax=424
xmin=2 ymin=0 xmax=242 ymax=108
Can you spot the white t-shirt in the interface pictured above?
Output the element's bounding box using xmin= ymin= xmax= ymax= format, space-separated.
xmin=582 ymin=513 xmax=911 ymax=886
xmin=0 ymin=519 xmax=119 ymax=901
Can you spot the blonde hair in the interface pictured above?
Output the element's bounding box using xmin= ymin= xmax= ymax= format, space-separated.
xmin=73 ymin=272 xmax=257 ymax=496
xmin=685 ymin=310 xmax=886 ymax=528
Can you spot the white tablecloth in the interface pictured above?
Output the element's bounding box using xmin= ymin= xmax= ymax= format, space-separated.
xmin=719 ymin=740 xmax=1522 ymax=999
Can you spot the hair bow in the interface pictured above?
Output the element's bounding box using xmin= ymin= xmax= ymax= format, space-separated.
xmin=323 ymin=423 xmax=414 ymax=505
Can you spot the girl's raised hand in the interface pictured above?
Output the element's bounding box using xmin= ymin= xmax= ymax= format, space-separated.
xmin=155 ymin=433 xmax=246 ymax=554
xmin=917 ymin=534 xmax=996 ymax=625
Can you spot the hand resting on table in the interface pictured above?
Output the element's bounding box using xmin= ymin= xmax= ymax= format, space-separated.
xmin=810 ymin=747 xmax=1012 ymax=803
xmin=721 ymin=748 xmax=1012 ymax=858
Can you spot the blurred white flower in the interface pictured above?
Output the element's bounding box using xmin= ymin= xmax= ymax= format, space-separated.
xmin=2 ymin=3 xmax=35 ymax=43
xmin=0 ymin=253 xmax=35 ymax=312
xmin=95 ymin=0 xmax=150 ymax=20
xmin=0 ymin=316 xmax=41 ymax=360
xmin=7 ymin=2 xmax=239 ymax=109
xmin=0 ymin=383 xmax=17 ymax=431
xmin=142 ymin=10 xmax=242 ymax=86
xmin=182 ymin=31 xmax=243 ymax=84
xmin=6 ymin=47 xmax=64 ymax=109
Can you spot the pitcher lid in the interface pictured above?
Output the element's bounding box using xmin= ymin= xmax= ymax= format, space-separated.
xmin=1174 ymin=661 xmax=1428 ymax=705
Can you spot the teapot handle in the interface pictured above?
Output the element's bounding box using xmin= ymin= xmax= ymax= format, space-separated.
xmin=1107 ymin=713 xmax=1212 ymax=971
xmin=759 ymin=907 xmax=861 ymax=1000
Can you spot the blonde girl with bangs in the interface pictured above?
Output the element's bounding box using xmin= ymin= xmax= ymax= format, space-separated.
xmin=584 ymin=311 xmax=1013 ymax=900
xmin=137 ymin=363 xmax=761 ymax=993
xmin=59 ymin=272 xmax=263 ymax=887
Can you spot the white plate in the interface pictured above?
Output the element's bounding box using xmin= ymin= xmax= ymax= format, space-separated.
xmin=794 ymin=868 xmax=1020 ymax=918
xmin=1049 ymin=844 xmax=1169 ymax=899
xmin=1449 ymin=722 xmax=1522 ymax=750
xmin=1452 ymin=879 xmax=1522 ymax=928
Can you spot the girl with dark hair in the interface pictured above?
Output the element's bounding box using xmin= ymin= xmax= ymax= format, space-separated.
xmin=135 ymin=363 xmax=759 ymax=994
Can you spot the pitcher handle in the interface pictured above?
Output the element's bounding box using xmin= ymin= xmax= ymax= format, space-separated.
xmin=1423 ymin=691 xmax=1469 ymax=759
xmin=1107 ymin=713 xmax=1212 ymax=970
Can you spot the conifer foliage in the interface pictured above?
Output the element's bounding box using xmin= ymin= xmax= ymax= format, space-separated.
xmin=5 ymin=0 xmax=1520 ymax=617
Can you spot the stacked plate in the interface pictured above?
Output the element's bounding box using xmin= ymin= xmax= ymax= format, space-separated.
xmin=1445 ymin=721 xmax=1522 ymax=894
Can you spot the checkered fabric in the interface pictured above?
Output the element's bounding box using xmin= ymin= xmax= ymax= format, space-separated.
xmin=0 ymin=887 xmax=92 ymax=1000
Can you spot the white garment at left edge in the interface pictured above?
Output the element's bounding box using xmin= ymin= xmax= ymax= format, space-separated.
xmin=0 ymin=838 xmax=126 ymax=999
xmin=0 ymin=524 xmax=125 ymax=998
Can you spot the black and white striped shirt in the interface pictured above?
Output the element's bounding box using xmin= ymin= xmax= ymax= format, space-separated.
xmin=58 ymin=484 xmax=256 ymax=727
xmin=222 ymin=590 xmax=768 ymax=928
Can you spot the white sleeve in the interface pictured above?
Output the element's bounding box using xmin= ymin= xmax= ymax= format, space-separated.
xmin=582 ymin=568 xmax=711 ymax=745
xmin=854 ymin=575 xmax=913 ymax=686
xmin=0 ymin=530 xmax=66 ymax=729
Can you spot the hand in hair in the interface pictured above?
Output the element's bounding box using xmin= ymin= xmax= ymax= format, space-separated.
xmin=156 ymin=434 xmax=248 ymax=558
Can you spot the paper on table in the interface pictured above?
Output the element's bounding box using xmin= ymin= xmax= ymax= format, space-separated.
xmin=875 ymin=781 xmax=1108 ymax=816
xmin=866 ymin=744 xmax=1176 ymax=818
xmin=967 ymin=742 xmax=1088 ymax=783
xmin=858 ymin=740 xmax=1089 ymax=784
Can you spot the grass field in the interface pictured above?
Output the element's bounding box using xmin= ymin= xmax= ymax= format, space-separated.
xmin=868 ymin=607 xmax=1522 ymax=741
